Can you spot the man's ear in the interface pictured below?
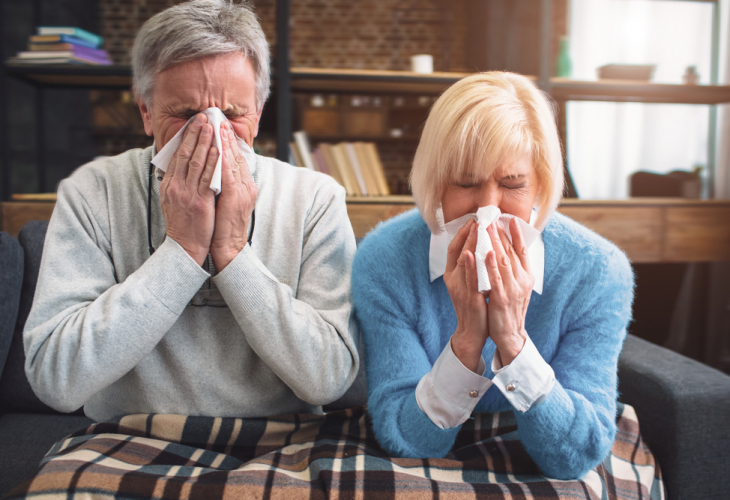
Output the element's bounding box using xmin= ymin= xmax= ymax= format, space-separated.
xmin=137 ymin=97 xmax=154 ymax=137
xmin=253 ymin=107 xmax=263 ymax=138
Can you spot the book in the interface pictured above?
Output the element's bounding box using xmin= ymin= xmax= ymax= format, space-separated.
xmin=292 ymin=131 xmax=317 ymax=171
xmin=353 ymin=142 xmax=382 ymax=195
xmin=319 ymin=144 xmax=346 ymax=190
xmin=311 ymin=147 xmax=330 ymax=176
xmin=330 ymin=144 xmax=360 ymax=195
xmin=18 ymin=46 xmax=111 ymax=63
xmin=37 ymin=26 xmax=103 ymax=47
xmin=365 ymin=142 xmax=390 ymax=195
xmin=344 ymin=143 xmax=369 ymax=195
xmin=28 ymin=43 xmax=98 ymax=52
xmin=29 ymin=34 xmax=101 ymax=49
xmin=289 ymin=142 xmax=303 ymax=168
xmin=7 ymin=56 xmax=111 ymax=65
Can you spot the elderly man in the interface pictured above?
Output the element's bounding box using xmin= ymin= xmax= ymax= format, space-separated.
xmin=23 ymin=0 xmax=358 ymax=421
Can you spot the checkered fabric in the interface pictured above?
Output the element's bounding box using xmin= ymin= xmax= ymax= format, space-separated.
xmin=5 ymin=403 xmax=663 ymax=499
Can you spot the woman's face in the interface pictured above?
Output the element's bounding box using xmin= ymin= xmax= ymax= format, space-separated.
xmin=441 ymin=156 xmax=539 ymax=224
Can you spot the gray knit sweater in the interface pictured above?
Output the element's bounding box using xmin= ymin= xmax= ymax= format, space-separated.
xmin=23 ymin=146 xmax=359 ymax=422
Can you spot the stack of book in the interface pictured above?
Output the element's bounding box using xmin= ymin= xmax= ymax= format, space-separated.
xmin=290 ymin=131 xmax=390 ymax=196
xmin=8 ymin=27 xmax=111 ymax=65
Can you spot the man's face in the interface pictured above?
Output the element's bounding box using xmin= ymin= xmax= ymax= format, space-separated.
xmin=138 ymin=52 xmax=262 ymax=150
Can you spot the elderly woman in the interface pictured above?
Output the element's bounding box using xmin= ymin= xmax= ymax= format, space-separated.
xmin=351 ymin=72 xmax=633 ymax=480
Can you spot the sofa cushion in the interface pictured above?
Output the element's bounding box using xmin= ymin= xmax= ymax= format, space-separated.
xmin=0 ymin=412 xmax=93 ymax=498
xmin=0 ymin=232 xmax=23 ymax=382
xmin=0 ymin=221 xmax=62 ymax=415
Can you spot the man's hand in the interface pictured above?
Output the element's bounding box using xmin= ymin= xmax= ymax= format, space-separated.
xmin=160 ymin=114 xmax=218 ymax=266
xmin=210 ymin=121 xmax=258 ymax=271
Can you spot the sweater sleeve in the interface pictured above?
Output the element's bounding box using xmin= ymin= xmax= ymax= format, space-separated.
xmin=352 ymin=229 xmax=463 ymax=458
xmin=24 ymin=179 xmax=210 ymax=413
xmin=511 ymin=247 xmax=634 ymax=480
xmin=211 ymin=183 xmax=359 ymax=406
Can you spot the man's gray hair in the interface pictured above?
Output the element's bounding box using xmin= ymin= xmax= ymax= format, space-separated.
xmin=132 ymin=0 xmax=270 ymax=111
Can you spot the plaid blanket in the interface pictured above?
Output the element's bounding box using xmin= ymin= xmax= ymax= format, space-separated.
xmin=5 ymin=403 xmax=662 ymax=500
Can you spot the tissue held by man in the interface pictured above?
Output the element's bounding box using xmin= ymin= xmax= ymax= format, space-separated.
xmin=152 ymin=107 xmax=257 ymax=195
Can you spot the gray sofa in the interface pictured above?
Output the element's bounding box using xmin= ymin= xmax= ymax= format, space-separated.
xmin=1 ymin=220 xmax=729 ymax=499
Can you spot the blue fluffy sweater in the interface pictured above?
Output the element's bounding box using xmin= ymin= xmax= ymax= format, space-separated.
xmin=351 ymin=209 xmax=634 ymax=480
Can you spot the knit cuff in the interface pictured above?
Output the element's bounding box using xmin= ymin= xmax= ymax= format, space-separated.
xmin=211 ymin=244 xmax=280 ymax=316
xmin=140 ymin=237 xmax=210 ymax=315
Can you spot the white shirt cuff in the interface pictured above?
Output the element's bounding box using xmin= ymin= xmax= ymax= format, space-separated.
xmin=491 ymin=336 xmax=555 ymax=413
xmin=415 ymin=340 xmax=493 ymax=429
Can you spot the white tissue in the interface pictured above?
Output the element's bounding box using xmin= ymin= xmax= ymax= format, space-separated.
xmin=151 ymin=107 xmax=256 ymax=195
xmin=440 ymin=206 xmax=540 ymax=292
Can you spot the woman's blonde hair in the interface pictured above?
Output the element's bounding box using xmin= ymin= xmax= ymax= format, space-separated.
xmin=410 ymin=71 xmax=563 ymax=231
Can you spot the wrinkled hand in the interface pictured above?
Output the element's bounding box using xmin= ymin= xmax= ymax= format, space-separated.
xmin=485 ymin=218 xmax=534 ymax=366
xmin=444 ymin=219 xmax=489 ymax=373
xmin=209 ymin=121 xmax=258 ymax=271
xmin=160 ymin=114 xmax=217 ymax=266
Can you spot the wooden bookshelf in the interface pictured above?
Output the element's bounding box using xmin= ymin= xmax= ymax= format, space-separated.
xmin=7 ymin=64 xmax=730 ymax=105
xmin=290 ymin=67 xmax=473 ymax=94
xmin=290 ymin=68 xmax=730 ymax=105
xmin=549 ymin=78 xmax=730 ymax=105
xmin=4 ymin=63 xmax=133 ymax=89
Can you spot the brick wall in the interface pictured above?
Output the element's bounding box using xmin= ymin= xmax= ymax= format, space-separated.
xmin=100 ymin=0 xmax=179 ymax=66
xmin=100 ymin=0 xmax=468 ymax=72
xmin=94 ymin=0 xmax=554 ymax=194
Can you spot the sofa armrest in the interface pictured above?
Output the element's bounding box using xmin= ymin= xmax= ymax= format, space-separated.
xmin=0 ymin=232 xmax=23 ymax=382
xmin=618 ymin=334 xmax=730 ymax=500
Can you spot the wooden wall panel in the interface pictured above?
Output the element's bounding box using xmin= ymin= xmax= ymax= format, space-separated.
xmin=4 ymin=199 xmax=730 ymax=263
xmin=345 ymin=199 xmax=730 ymax=263
xmin=1 ymin=202 xmax=55 ymax=238
xmin=346 ymin=202 xmax=414 ymax=239
xmin=557 ymin=206 xmax=663 ymax=263
xmin=665 ymin=207 xmax=730 ymax=262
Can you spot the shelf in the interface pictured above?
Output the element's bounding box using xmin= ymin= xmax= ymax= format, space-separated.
xmin=310 ymin=134 xmax=421 ymax=142
xmin=549 ymin=78 xmax=730 ymax=105
xmin=290 ymin=67 xmax=474 ymax=95
xmin=6 ymin=64 xmax=729 ymax=105
xmin=346 ymin=195 xmax=415 ymax=204
xmin=4 ymin=196 xmax=730 ymax=262
xmin=4 ymin=63 xmax=132 ymax=89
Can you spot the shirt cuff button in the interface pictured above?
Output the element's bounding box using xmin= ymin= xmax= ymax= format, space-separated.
xmin=506 ymin=382 xmax=518 ymax=392
xmin=469 ymin=390 xmax=479 ymax=398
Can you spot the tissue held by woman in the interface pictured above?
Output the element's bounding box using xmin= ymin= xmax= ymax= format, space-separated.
xmin=351 ymin=72 xmax=635 ymax=480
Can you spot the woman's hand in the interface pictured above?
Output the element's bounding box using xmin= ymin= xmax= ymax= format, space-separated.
xmin=485 ymin=217 xmax=535 ymax=366
xmin=444 ymin=219 xmax=489 ymax=372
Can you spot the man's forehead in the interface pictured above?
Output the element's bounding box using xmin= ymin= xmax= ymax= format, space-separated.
xmin=153 ymin=53 xmax=256 ymax=107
